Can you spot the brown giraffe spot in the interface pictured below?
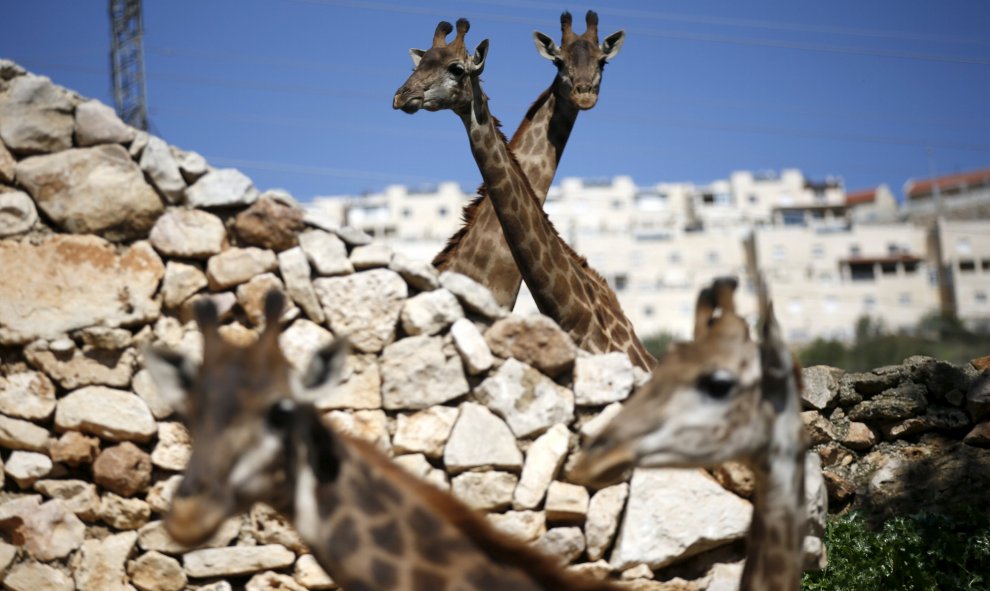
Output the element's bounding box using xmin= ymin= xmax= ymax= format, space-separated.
xmin=370 ymin=520 xmax=404 ymax=556
xmin=344 ymin=580 xmax=375 ymax=591
xmin=327 ymin=515 xmax=360 ymax=561
xmin=613 ymin=325 xmax=630 ymax=343
xmin=408 ymin=506 xmax=442 ymax=537
xmin=371 ymin=557 xmax=398 ymax=587
xmin=412 ymin=567 xmax=446 ymax=591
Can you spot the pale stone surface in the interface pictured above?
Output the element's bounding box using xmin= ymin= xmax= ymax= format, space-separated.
xmin=545 ymin=481 xmax=589 ymax=523
xmin=840 ymin=421 xmax=876 ymax=450
xmin=183 ymin=545 xmax=295 ymax=578
xmin=485 ymin=315 xmax=576 ymax=377
xmin=74 ymin=531 xmax=139 ymax=591
xmin=314 ymin=353 xmax=382 ymax=411
xmin=573 ymin=352 xmax=636 ymax=405
xmin=393 ymin=406 xmax=458 ymax=458
xmin=149 ymin=209 xmax=226 ymax=259
xmin=568 ymin=560 xmax=613 ymax=581
xmin=4 ymin=561 xmax=75 ymax=591
xmin=140 ymin=136 xmax=186 ymax=203
xmin=246 ymin=571 xmax=307 ymax=591
xmin=610 ymin=469 xmax=752 ymax=570
xmin=99 ymin=492 xmax=151 ymax=530
xmin=801 ymin=366 xmax=842 ymax=410
xmin=380 ymin=334 xmax=468 ymax=410
xmin=236 ymin=273 xmax=294 ymax=326
xmin=50 ymin=430 xmax=100 ymax=466
xmin=127 ymin=550 xmax=187 ymax=591
xmin=79 ymin=327 xmax=133 ymax=350
xmin=350 ymin=243 xmax=393 ymax=269
xmin=16 ymin=144 xmax=164 ymax=240
xmin=75 ymin=99 xmax=134 ymax=146
xmin=302 ymin=209 xmax=340 ymax=233
xmin=0 ymin=190 xmax=38 ymax=236
xmin=56 ymin=387 xmax=157 ymax=442
xmin=132 ymin=369 xmax=175 ymax=420
xmin=440 ymin=271 xmax=505 ymax=319
xmin=93 ymin=441 xmax=153 ymax=497
xmin=444 ymin=402 xmax=522 ymax=472
xmin=35 ymin=479 xmax=100 ymax=521
xmin=801 ymin=411 xmax=836 ymax=445
xmin=0 ymin=74 xmax=74 ymax=154
xmin=5 ymin=451 xmax=52 ymax=487
xmin=487 ymin=510 xmax=546 ymax=542
xmin=0 ymin=541 xmax=14 ymax=573
xmin=299 ymin=230 xmax=353 ymax=276
xmin=712 ymin=462 xmax=755 ymax=499
xmin=393 ymin=454 xmax=449 ymax=490
xmin=128 ymin=130 xmax=148 ymax=158
xmin=278 ymin=319 xmax=334 ymax=373
xmin=185 ymin=168 xmax=258 ymax=208
xmin=232 ymin=194 xmax=304 ymax=252
xmin=621 ymin=564 xmax=654 ymax=580
xmin=326 ymin=410 xmax=391 ymax=453
xmin=579 ymin=402 xmax=624 ymax=439
xmin=250 ymin=504 xmax=306 ymax=553
xmin=0 ymin=413 xmax=52 ymax=452
xmin=25 ymin=342 xmax=136 ymax=389
xmin=450 ymin=317 xmax=494 ymax=375
xmin=390 ymin=252 xmax=439 ymax=291
xmin=514 ymin=423 xmax=570 ymax=509
xmin=585 ymin=483 xmax=629 ymax=561
xmin=0 ymin=138 xmax=14 ymax=182
xmin=293 ymin=554 xmax=336 ymax=589
xmin=151 ymin=422 xmax=191 ymax=471
xmin=206 ymin=247 xmax=278 ymax=290
xmin=475 ymin=358 xmax=575 ymax=438
xmin=805 ymin=452 xmax=828 ymax=540
xmin=278 ymin=246 xmax=325 ymax=324
xmin=707 ymin=562 xmax=744 ymax=591
xmin=450 ymin=471 xmax=518 ymax=511
xmin=161 ymin=261 xmax=208 ymax=309
xmin=314 ymin=269 xmax=407 ymax=353
xmin=533 ymin=527 xmax=586 ymax=565
xmin=0 ymin=497 xmax=84 ymax=560
xmin=147 ymin=474 xmax=183 ymax=514
xmin=400 ymin=289 xmax=464 ymax=336
xmin=137 ymin=518 xmax=241 ymax=554
xmin=0 ymin=236 xmax=164 ymax=344
xmin=175 ymin=148 xmax=208 ymax=183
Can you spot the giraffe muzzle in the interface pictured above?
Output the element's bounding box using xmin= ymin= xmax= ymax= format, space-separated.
xmin=393 ymin=92 xmax=423 ymax=114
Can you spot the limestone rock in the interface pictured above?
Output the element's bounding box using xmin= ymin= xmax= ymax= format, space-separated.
xmin=79 ymin=327 xmax=133 ymax=350
xmin=573 ymin=353 xmax=635 ymax=405
xmin=314 ymin=353 xmax=382 ymax=411
xmin=545 ymin=481 xmax=589 ymax=523
xmin=400 ymin=289 xmax=464 ymax=336
xmin=3 ymin=561 xmax=74 ymax=591
xmin=140 ymin=136 xmax=186 ymax=203
xmin=233 ymin=195 xmax=305 ymax=252
xmin=99 ymin=492 xmax=151 ymax=530
xmin=0 ymin=138 xmax=14 ymax=182
xmin=314 ymin=269 xmax=407 ymax=353
xmin=487 ymin=510 xmax=546 ymax=542
xmin=0 ymin=541 xmax=13 ymax=572
xmin=149 ymin=209 xmax=226 ymax=259
xmin=250 ymin=503 xmax=307 ymax=553
xmin=0 ymin=496 xmax=85 ymax=561
xmin=514 ymin=424 xmax=570 ymax=510
xmin=75 ymin=99 xmax=134 ymax=146
xmin=967 ymin=369 xmax=990 ymax=421
xmin=34 ymin=479 xmax=100 ymax=521
xmin=246 ymin=571 xmax=307 ymax=591
xmin=293 ymin=554 xmax=336 ymax=589
xmin=390 ymin=252 xmax=439 ymax=291
xmin=881 ymin=406 xmax=970 ymax=439
xmin=174 ymin=147 xmax=209 ymax=183
xmin=278 ymin=247 xmax=325 ymax=324
xmin=805 ymin=452 xmax=828 ymax=540
xmin=147 ymin=475 xmax=183 ymax=514
xmin=840 ymin=421 xmax=877 ymax=450
xmin=132 ymin=369 xmax=175 ymax=420
xmin=444 ymin=402 xmax=522 ymax=472
xmin=450 ymin=317 xmax=494 ymax=375
xmin=964 ymin=420 xmax=990 ymax=447
xmin=801 ymin=411 xmax=836 ymax=445
xmin=847 ymin=382 xmax=928 ymax=422
xmin=206 ymin=247 xmax=278 ymax=290
xmin=299 ymin=230 xmax=353 ymax=276
xmin=533 ymin=527 xmax=585 ymax=565
xmin=237 ymin=273 xmax=294 ymax=326
xmin=151 ymin=422 xmax=191 ymax=471
xmin=161 ymin=261 xmax=208 ymax=309
xmin=74 ymin=531 xmax=139 ymax=591
xmin=186 ymin=168 xmax=259 ymax=208
xmin=439 ymin=271 xmax=505 ymax=319
xmin=579 ymin=402 xmax=624 ymax=439
xmin=350 ymin=243 xmax=393 ymax=269
xmin=475 ymin=358 xmax=575 ymax=438
xmin=301 ymin=209 xmax=340 ymax=233
xmin=610 ymin=469 xmax=752 ymax=570
xmin=278 ymin=319 xmax=334 ymax=372
xmin=127 ymin=550 xmax=187 ymax=591
xmin=5 ymin=451 xmax=52 ymax=487
xmin=393 ymin=406 xmax=458 ymax=458
xmin=56 ymin=387 xmax=157 ymax=442
xmin=326 ymin=410 xmax=391 ymax=453
xmin=93 ymin=442 xmax=153 ymax=496
xmin=450 ymin=471 xmax=518 ymax=511
xmin=25 ymin=342 xmax=136 ymax=389
xmin=0 ymin=74 xmax=74 ymax=154
xmin=0 ymin=236 xmax=164 ymax=344
xmin=182 ymin=545 xmax=295 ymax=578
xmin=380 ymin=334 xmax=468 ymax=410
xmin=0 ymin=414 xmax=51 ymax=452
xmin=335 ymin=225 xmax=372 ymax=247
xmin=16 ymin=144 xmax=164 ymax=240
xmin=711 ymin=461 xmax=755 ymax=499
xmin=801 ymin=366 xmax=843 ymax=410
xmin=485 ymin=315 xmax=576 ymax=378
xmin=0 ymin=190 xmax=38 ymax=236
xmin=585 ymin=483 xmax=629 ymax=561
xmin=50 ymin=430 xmax=100 ymax=466
xmin=137 ymin=518 xmax=241 ymax=555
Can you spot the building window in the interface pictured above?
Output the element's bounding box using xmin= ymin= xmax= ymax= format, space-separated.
xmin=707 ymin=251 xmax=719 ymax=264
xmin=887 ymin=243 xmax=900 ymax=256
xmin=702 ymin=193 xmax=715 ymax=205
xmin=899 ymin=292 xmax=912 ymax=306
xmin=772 ymin=245 xmax=786 ymax=262
xmin=437 ymin=206 xmax=449 ymax=217
xmin=983 ymin=259 xmax=990 ymax=272
xmin=401 ymin=207 xmax=412 ymax=218
xmin=811 ymin=244 xmax=824 ymax=259
xmin=904 ymin=261 xmax=919 ymax=274
xmin=614 ymin=274 xmax=628 ymax=291
xmin=643 ymin=305 xmax=655 ymax=317
xmin=748 ymin=194 xmax=758 ymax=204
xmin=881 ymin=263 xmax=898 ymax=275
xmin=863 ymin=295 xmax=876 ymax=309
xmin=977 ymin=291 xmax=988 ymax=305
xmin=960 ymin=260 xmax=976 ymax=273
xmin=669 ymin=251 xmax=682 ymax=264
xmin=850 ymin=263 xmax=875 ymax=281
xmin=611 ymin=200 xmax=623 ymax=210
xmin=849 ymin=244 xmax=862 ymax=257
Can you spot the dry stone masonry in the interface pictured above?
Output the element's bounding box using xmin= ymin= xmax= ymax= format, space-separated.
xmin=0 ymin=60 xmax=986 ymax=590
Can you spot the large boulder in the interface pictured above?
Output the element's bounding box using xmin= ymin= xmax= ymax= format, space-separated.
xmin=0 ymin=74 xmax=74 ymax=154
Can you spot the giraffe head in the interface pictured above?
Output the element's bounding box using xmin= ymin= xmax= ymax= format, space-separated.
xmin=533 ymin=10 xmax=624 ymax=110
xmin=143 ymin=291 xmax=348 ymax=545
xmin=570 ymin=277 xmax=766 ymax=488
xmin=392 ymin=18 xmax=488 ymax=114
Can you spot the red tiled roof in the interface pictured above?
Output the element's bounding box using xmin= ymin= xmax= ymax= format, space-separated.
xmin=845 ymin=188 xmax=877 ymax=206
xmin=905 ymin=167 xmax=990 ymax=199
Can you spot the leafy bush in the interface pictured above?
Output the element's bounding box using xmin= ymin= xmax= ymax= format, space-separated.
xmin=803 ymin=510 xmax=990 ymax=591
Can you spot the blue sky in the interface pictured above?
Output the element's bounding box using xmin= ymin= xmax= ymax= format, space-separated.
xmin=5 ymin=1 xmax=990 ymax=202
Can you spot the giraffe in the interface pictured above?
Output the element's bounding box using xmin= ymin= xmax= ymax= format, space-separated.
xmin=393 ymin=19 xmax=655 ymax=370
xmin=570 ymin=278 xmax=808 ymax=591
xmin=433 ymin=10 xmax=625 ymax=311
xmin=143 ymin=291 xmax=622 ymax=591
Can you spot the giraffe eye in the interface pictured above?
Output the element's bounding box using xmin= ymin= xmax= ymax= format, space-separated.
xmin=698 ymin=370 xmax=736 ymax=400
xmin=448 ymin=62 xmax=466 ymax=77
xmin=266 ymin=400 xmax=295 ymax=430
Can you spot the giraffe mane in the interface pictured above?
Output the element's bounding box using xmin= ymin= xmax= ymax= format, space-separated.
xmin=342 ymin=434 xmax=622 ymax=590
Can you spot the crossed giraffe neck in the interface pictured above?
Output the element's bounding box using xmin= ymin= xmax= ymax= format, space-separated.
xmin=393 ymin=18 xmax=654 ymax=370
xmin=145 ymin=292 xmax=620 ymax=591
xmin=571 ymin=278 xmax=807 ymax=590
xmin=433 ymin=11 xmax=625 ymax=312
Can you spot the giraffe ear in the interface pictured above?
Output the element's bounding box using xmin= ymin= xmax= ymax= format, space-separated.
xmin=142 ymin=346 xmax=196 ymax=417
xmin=295 ymin=338 xmax=350 ymax=398
xmin=601 ymin=30 xmax=625 ymax=62
xmin=469 ymin=39 xmax=489 ymax=74
xmin=533 ymin=31 xmax=560 ymax=62
xmin=409 ymin=48 xmax=426 ymax=67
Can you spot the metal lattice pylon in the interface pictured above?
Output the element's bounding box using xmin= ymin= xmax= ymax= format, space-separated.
xmin=109 ymin=0 xmax=148 ymax=130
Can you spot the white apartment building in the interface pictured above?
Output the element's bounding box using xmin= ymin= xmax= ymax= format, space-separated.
xmin=935 ymin=219 xmax=990 ymax=329
xmin=310 ymin=167 xmax=990 ymax=344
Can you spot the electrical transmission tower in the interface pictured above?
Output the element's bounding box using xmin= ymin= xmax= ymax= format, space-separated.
xmin=109 ymin=0 xmax=148 ymax=130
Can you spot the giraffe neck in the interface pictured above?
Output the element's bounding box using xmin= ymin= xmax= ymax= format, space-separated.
xmin=741 ymin=414 xmax=806 ymax=591
xmin=432 ymin=77 xmax=578 ymax=310
xmin=287 ymin=404 xmax=617 ymax=591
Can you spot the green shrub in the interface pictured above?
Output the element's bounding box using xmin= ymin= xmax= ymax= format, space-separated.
xmin=803 ymin=510 xmax=990 ymax=591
